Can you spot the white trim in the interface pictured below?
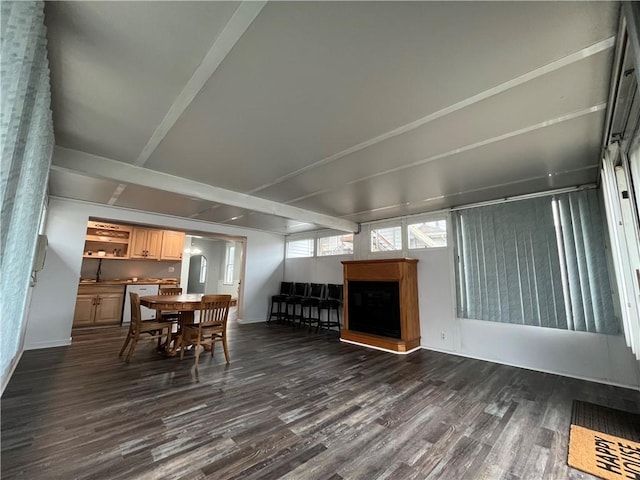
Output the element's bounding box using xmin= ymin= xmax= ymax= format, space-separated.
xmin=1 ymin=349 xmax=24 ymax=396
xmin=236 ymin=317 xmax=266 ymax=324
xmin=420 ymin=345 xmax=639 ymax=392
xmin=24 ymin=338 xmax=72 ymax=351
xmin=450 ymin=184 xmax=596 ymax=212
xmin=340 ymin=339 xmax=422 ymax=355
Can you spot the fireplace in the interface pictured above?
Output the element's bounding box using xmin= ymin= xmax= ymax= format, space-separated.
xmin=341 ymin=258 xmax=420 ymax=353
xmin=348 ymin=281 xmax=401 ymax=339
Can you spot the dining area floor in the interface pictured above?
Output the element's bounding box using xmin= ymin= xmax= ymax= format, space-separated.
xmin=2 ymin=321 xmax=639 ymax=480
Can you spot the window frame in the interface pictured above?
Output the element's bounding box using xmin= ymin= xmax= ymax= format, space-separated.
xmin=223 ymin=243 xmax=235 ymax=285
xmin=285 ymin=237 xmax=315 ymax=259
xmin=407 ymin=218 xmax=448 ymax=250
xmin=369 ymin=222 xmax=403 ymax=254
xmin=317 ymin=233 xmax=354 ymax=257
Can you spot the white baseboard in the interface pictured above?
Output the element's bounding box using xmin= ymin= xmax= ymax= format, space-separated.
xmin=421 ymin=345 xmax=640 ymax=392
xmin=24 ymin=338 xmax=72 ymax=350
xmin=340 ymin=339 xmax=422 ymax=355
xmin=236 ymin=317 xmax=266 ymax=324
xmin=1 ymin=348 xmax=24 ymax=396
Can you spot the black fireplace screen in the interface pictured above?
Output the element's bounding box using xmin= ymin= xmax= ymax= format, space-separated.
xmin=348 ymin=281 xmax=401 ymax=339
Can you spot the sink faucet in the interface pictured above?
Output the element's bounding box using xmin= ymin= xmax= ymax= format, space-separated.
xmin=96 ymin=258 xmax=102 ymax=282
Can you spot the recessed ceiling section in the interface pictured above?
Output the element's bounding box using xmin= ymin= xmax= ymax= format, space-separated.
xmin=45 ymin=1 xmax=240 ymax=162
xmin=290 ymin=111 xmax=605 ymax=217
xmin=43 ymin=2 xmax=621 ymax=234
xmin=143 ymin=2 xmax=617 ymax=192
xmin=253 ymin=50 xmax=613 ymax=205
xmin=193 ymin=205 xmax=253 ymax=224
xmin=196 ymin=206 xmax=317 ymax=234
xmin=48 ymin=169 xmax=122 ymax=204
xmin=113 ymin=185 xmax=213 ymax=219
xmin=347 ymin=169 xmax=600 ymax=224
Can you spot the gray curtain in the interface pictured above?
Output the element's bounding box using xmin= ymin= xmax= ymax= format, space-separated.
xmin=454 ymin=190 xmax=618 ymax=334
xmin=556 ymin=190 xmax=617 ymax=334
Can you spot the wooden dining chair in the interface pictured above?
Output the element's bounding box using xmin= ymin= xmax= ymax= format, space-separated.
xmin=119 ymin=292 xmax=172 ymax=362
xmin=157 ymin=286 xmax=182 ymax=322
xmin=179 ymin=294 xmax=232 ymax=366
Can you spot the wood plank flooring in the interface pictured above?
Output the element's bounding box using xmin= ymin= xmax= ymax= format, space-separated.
xmin=2 ymin=322 xmax=639 ymax=479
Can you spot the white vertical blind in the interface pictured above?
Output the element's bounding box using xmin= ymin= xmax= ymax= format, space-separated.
xmin=0 ymin=1 xmax=54 ymax=385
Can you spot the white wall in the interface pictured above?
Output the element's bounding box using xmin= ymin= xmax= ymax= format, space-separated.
xmin=190 ymin=237 xmax=224 ymax=293
xmin=284 ymin=255 xmax=349 ymax=284
xmin=285 ymin=214 xmax=640 ymax=390
xmin=24 ymin=197 xmax=285 ymax=350
xmin=80 ymin=258 xmax=182 ymax=281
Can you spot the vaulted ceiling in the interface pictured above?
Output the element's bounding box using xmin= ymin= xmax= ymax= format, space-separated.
xmin=45 ymin=1 xmax=620 ymax=234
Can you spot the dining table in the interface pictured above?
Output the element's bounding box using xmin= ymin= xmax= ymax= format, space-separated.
xmin=140 ymin=294 xmax=237 ymax=317
xmin=139 ymin=293 xmax=237 ymax=354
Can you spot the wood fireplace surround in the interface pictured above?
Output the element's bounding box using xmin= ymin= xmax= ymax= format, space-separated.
xmin=341 ymin=258 xmax=420 ymax=353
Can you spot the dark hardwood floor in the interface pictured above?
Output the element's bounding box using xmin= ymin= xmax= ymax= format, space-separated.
xmin=2 ymin=322 xmax=639 ymax=480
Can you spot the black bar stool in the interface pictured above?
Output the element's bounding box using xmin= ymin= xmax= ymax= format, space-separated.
xmin=268 ymin=282 xmax=293 ymax=322
xmin=318 ymin=284 xmax=342 ymax=333
xmin=300 ymin=283 xmax=326 ymax=331
xmin=285 ymin=282 xmax=309 ymax=325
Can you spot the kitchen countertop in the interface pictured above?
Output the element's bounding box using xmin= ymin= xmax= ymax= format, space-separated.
xmin=79 ymin=278 xmax=180 ymax=286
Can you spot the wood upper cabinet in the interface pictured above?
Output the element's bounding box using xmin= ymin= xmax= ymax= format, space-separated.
xmin=161 ymin=230 xmax=185 ymax=261
xmin=83 ymin=221 xmax=131 ymax=259
xmin=130 ymin=228 xmax=162 ymax=259
xmin=73 ymin=285 xmax=124 ymax=327
xmin=83 ymin=221 xmax=185 ymax=262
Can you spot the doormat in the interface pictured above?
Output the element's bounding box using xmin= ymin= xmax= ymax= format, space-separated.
xmin=568 ymin=400 xmax=640 ymax=480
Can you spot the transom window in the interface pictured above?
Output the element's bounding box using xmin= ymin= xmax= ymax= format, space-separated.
xmin=408 ymin=220 xmax=447 ymax=248
xmin=286 ymin=238 xmax=315 ymax=258
xmin=318 ymin=234 xmax=354 ymax=256
xmin=370 ymin=226 xmax=402 ymax=252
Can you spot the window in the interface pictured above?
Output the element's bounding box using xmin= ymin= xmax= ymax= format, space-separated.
xmin=408 ymin=220 xmax=447 ymax=248
xmin=224 ymin=244 xmax=235 ymax=284
xmin=286 ymin=238 xmax=315 ymax=258
xmin=371 ymin=226 xmax=402 ymax=252
xmin=318 ymin=234 xmax=354 ymax=256
xmin=199 ymin=256 xmax=207 ymax=284
xmin=454 ymin=190 xmax=617 ymax=334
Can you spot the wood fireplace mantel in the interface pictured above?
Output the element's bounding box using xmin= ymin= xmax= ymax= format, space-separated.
xmin=341 ymin=258 xmax=420 ymax=353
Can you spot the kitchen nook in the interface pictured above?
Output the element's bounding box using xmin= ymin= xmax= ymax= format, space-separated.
xmin=73 ymin=219 xmax=243 ymax=329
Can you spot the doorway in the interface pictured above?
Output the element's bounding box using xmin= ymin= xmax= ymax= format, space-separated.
xmin=182 ymin=235 xmax=245 ymax=319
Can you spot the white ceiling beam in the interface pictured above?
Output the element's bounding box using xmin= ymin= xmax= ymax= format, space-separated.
xmin=52 ymin=147 xmax=359 ymax=233
xmin=108 ymin=1 xmax=267 ymax=205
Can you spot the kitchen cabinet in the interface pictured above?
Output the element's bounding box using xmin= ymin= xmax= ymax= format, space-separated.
xmin=161 ymin=230 xmax=185 ymax=261
xmin=73 ymin=285 xmax=125 ymax=327
xmin=130 ymin=228 xmax=162 ymax=259
xmin=83 ymin=221 xmax=131 ymax=259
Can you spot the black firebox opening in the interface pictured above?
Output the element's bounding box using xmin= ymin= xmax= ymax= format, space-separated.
xmin=348 ymin=281 xmax=401 ymax=339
